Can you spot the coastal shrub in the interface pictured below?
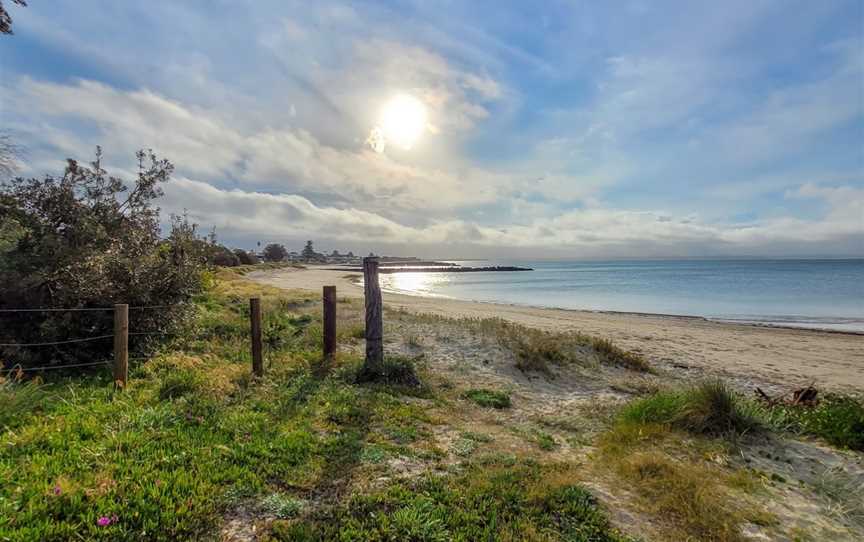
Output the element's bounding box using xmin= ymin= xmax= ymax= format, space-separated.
xmin=263 ymin=243 xmax=287 ymax=262
xmin=233 ymin=249 xmax=257 ymax=265
xmin=768 ymin=394 xmax=864 ymax=451
xmin=0 ymin=148 xmax=206 ymax=370
xmin=463 ymin=388 xmax=511 ymax=409
xmin=269 ymin=461 xmax=632 ymax=541
xmin=210 ymin=245 xmax=240 ymax=267
xmin=618 ymin=380 xmax=763 ymax=437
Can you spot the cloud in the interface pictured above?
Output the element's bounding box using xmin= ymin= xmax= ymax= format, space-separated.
xmin=3 ymin=77 xmax=515 ymax=215
xmin=162 ymin=177 xmax=863 ymax=257
xmin=4 ymin=0 xmax=862 ymax=257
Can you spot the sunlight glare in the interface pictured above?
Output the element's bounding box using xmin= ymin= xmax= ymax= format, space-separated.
xmin=378 ymin=94 xmax=428 ymax=151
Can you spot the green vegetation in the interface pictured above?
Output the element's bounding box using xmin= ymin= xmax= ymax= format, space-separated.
xmin=618 ymin=380 xmax=764 ymax=437
xmin=765 ymin=394 xmax=864 ymax=451
xmin=355 ymin=355 xmax=422 ymax=388
xmin=0 ymin=272 xmax=414 ymax=540
xmin=268 ymin=461 xmax=632 ymax=542
xmin=0 ymin=149 xmax=206 ymax=370
xmin=4 ymin=266 xmax=862 ymax=540
xmin=463 ymin=388 xmax=512 ymax=409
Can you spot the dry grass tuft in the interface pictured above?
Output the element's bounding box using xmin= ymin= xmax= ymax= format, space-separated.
xmin=613 ymin=452 xmax=748 ymax=541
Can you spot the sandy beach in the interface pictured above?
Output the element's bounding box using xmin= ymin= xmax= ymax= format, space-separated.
xmin=249 ymin=266 xmax=864 ymax=392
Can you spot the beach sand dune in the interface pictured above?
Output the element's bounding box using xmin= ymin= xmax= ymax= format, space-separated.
xmin=249 ymin=266 xmax=864 ymax=392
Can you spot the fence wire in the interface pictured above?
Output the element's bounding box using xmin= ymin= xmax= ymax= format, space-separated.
xmin=7 ymin=360 xmax=111 ymax=373
xmin=0 ymin=335 xmax=114 ymax=347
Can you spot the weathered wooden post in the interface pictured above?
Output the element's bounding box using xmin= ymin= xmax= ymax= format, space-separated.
xmin=363 ymin=257 xmax=384 ymax=371
xmin=323 ymin=285 xmax=337 ymax=360
xmin=113 ymin=303 xmax=129 ymax=389
xmin=249 ymin=297 xmax=263 ymax=377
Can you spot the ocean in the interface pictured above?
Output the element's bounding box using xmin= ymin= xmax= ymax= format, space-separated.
xmin=378 ymin=259 xmax=864 ymax=332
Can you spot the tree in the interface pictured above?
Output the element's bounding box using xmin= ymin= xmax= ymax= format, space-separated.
xmin=0 ymin=0 xmax=27 ymax=35
xmin=234 ymin=248 xmax=257 ymax=265
xmin=0 ymin=133 xmax=23 ymax=178
xmin=301 ymin=240 xmax=317 ymax=260
xmin=263 ymin=243 xmax=287 ymax=262
xmin=330 ymin=249 xmax=340 ymax=257
xmin=0 ymin=147 xmax=207 ymax=369
xmin=211 ymin=245 xmax=239 ymax=267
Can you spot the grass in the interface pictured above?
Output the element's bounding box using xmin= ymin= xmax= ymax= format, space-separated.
xmin=0 ymin=272 xmax=427 ymax=541
xmin=355 ymin=355 xmax=422 ymax=388
xmin=463 ymin=388 xmax=511 ymax=409
xmin=618 ymin=380 xmax=764 ymax=437
xmin=267 ymin=460 xmax=632 ymax=541
xmin=490 ymin=318 xmax=653 ymax=375
xmin=810 ymin=466 xmax=864 ymax=528
xmin=0 ymin=375 xmax=50 ymax=431
xmin=387 ymin=311 xmax=652 ymax=375
xmin=589 ymin=381 xmax=783 ymax=541
xmin=607 ymin=452 xmax=756 ymax=542
xmin=596 ymin=423 xmax=768 ymax=541
xmin=764 ymin=393 xmax=864 ymax=451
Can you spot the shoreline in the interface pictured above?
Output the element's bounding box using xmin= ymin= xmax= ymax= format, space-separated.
xmin=353 ymin=274 xmax=864 ymax=336
xmin=248 ymin=266 xmax=864 ymax=391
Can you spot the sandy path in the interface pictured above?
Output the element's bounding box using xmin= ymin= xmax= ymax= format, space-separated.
xmin=248 ymin=266 xmax=864 ymax=392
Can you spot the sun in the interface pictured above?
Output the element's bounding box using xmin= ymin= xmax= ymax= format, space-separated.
xmin=378 ymin=94 xmax=428 ymax=150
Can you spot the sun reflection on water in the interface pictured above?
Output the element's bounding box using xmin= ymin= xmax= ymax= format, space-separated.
xmin=379 ymin=272 xmax=449 ymax=296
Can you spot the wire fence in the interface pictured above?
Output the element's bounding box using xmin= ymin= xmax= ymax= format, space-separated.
xmin=0 ymin=304 xmax=184 ymax=375
xmin=1 ymin=298 xmax=291 ymax=379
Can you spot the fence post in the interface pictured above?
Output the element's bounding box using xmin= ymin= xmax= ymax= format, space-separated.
xmin=250 ymin=297 xmax=263 ymax=377
xmin=113 ymin=304 xmax=129 ymax=389
xmin=363 ymin=257 xmax=383 ymax=369
xmin=323 ymin=286 xmax=337 ymax=360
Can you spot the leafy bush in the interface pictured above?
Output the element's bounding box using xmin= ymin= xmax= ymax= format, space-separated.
xmin=618 ymin=380 xmax=763 ymax=437
xmin=210 ymin=245 xmax=240 ymax=267
xmin=0 ymin=149 xmax=207 ymax=370
xmin=263 ymin=243 xmax=287 ymax=262
xmin=234 ymin=249 xmax=257 ymax=265
xmin=463 ymin=388 xmax=511 ymax=409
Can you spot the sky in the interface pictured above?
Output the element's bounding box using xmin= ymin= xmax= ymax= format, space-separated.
xmin=1 ymin=0 xmax=862 ymax=258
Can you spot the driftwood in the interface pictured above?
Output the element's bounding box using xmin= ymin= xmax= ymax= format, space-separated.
xmin=755 ymin=385 xmax=819 ymax=407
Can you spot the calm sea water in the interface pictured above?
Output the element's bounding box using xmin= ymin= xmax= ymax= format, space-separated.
xmin=378 ymin=259 xmax=864 ymax=332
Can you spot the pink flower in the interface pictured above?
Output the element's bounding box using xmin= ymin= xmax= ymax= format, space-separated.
xmin=52 ymin=486 xmax=62 ymax=496
xmin=97 ymin=516 xmax=112 ymax=527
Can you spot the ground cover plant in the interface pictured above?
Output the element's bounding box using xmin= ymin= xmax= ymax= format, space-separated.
xmin=0 ymin=270 xmax=380 ymax=540
xmin=267 ymin=460 xmax=632 ymax=542
xmin=463 ymin=387 xmax=512 ymax=409
xmin=764 ymin=393 xmax=864 ymax=451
